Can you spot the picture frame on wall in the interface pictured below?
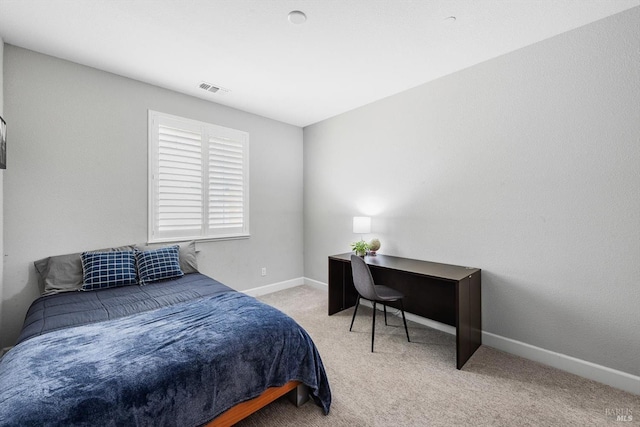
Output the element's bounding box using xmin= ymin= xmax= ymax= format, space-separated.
xmin=0 ymin=115 xmax=6 ymax=169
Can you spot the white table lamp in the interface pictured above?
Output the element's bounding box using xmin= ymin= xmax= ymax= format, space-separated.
xmin=353 ymin=216 xmax=371 ymax=235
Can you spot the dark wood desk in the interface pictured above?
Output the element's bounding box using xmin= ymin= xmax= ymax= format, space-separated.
xmin=328 ymin=253 xmax=481 ymax=369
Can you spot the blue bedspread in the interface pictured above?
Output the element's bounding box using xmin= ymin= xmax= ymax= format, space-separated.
xmin=0 ymin=278 xmax=331 ymax=426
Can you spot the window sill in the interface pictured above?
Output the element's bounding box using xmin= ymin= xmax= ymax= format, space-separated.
xmin=147 ymin=234 xmax=250 ymax=245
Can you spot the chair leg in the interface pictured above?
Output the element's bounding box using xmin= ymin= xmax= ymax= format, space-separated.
xmin=349 ymin=297 xmax=360 ymax=332
xmin=400 ymin=300 xmax=410 ymax=342
xmin=383 ymin=304 xmax=388 ymax=325
xmin=371 ymin=301 xmax=376 ymax=352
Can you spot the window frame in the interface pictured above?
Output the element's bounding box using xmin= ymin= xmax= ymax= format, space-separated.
xmin=148 ymin=110 xmax=250 ymax=243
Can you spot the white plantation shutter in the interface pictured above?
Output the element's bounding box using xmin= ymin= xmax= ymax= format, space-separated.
xmin=149 ymin=111 xmax=249 ymax=242
xmin=208 ymin=136 xmax=245 ymax=232
xmin=157 ymin=125 xmax=203 ymax=237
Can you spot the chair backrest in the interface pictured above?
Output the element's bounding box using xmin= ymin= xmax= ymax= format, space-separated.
xmin=350 ymin=255 xmax=379 ymax=301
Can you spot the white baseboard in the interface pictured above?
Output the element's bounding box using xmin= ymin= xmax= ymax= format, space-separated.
xmin=299 ymin=279 xmax=455 ymax=334
xmin=482 ymin=332 xmax=639 ymax=395
xmin=358 ymin=299 xmax=457 ymax=335
xmin=242 ymin=277 xmax=304 ymax=297
xmin=297 ymin=277 xmax=639 ymax=395
xmin=242 ymin=277 xmax=327 ymax=297
xmin=303 ymin=277 xmax=328 ymax=291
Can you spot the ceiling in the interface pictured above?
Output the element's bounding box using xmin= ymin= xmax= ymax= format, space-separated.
xmin=0 ymin=0 xmax=638 ymax=127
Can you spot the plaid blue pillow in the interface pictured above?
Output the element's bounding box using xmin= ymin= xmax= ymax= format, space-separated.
xmin=135 ymin=245 xmax=184 ymax=285
xmin=81 ymin=251 xmax=138 ymax=291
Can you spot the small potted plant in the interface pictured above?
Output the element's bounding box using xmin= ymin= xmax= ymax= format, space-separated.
xmin=351 ymin=240 xmax=370 ymax=257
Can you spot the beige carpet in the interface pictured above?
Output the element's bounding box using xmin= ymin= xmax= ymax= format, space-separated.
xmin=235 ymin=285 xmax=638 ymax=426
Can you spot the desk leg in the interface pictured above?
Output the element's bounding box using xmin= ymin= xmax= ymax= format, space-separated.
xmin=455 ymin=273 xmax=482 ymax=369
xmin=469 ymin=272 xmax=482 ymax=354
xmin=328 ymin=259 xmax=358 ymax=315
xmin=456 ymin=279 xmax=469 ymax=370
xmin=328 ymin=259 xmax=344 ymax=315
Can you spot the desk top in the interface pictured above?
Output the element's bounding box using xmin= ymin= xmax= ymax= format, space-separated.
xmin=329 ymin=253 xmax=480 ymax=282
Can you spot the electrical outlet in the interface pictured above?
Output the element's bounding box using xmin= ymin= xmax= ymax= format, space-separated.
xmin=261 ymin=267 xmax=267 ymax=276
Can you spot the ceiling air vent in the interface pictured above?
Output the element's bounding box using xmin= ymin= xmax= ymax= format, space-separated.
xmin=198 ymin=82 xmax=230 ymax=94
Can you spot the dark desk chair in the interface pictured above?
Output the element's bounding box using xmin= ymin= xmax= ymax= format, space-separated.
xmin=349 ymin=254 xmax=410 ymax=352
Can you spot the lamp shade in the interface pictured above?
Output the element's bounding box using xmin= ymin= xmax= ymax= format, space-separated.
xmin=352 ymin=216 xmax=371 ymax=234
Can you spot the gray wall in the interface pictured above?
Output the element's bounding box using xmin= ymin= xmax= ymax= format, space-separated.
xmin=304 ymin=8 xmax=639 ymax=375
xmin=2 ymin=46 xmax=303 ymax=348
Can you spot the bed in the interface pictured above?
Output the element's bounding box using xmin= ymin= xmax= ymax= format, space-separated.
xmin=0 ymin=246 xmax=331 ymax=426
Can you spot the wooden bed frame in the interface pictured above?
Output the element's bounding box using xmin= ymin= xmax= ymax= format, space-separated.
xmin=206 ymin=381 xmax=305 ymax=426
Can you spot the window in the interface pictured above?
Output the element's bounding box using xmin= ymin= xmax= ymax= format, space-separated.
xmin=148 ymin=111 xmax=249 ymax=242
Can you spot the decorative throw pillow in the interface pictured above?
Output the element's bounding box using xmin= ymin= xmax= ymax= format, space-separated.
xmin=134 ymin=241 xmax=198 ymax=274
xmin=35 ymin=245 xmax=136 ymax=295
xmin=135 ymin=245 xmax=184 ymax=285
xmin=81 ymin=250 xmax=138 ymax=291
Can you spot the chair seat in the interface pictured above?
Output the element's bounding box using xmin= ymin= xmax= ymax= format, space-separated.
xmin=374 ymin=285 xmax=404 ymax=301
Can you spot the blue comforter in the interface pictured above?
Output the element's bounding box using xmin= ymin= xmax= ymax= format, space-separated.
xmin=0 ymin=275 xmax=331 ymax=426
